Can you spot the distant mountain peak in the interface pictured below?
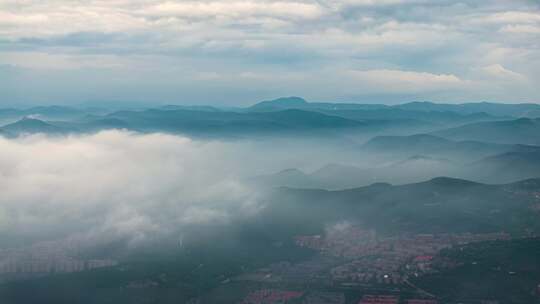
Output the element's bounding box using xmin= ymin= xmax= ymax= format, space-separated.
xmin=263 ymin=96 xmax=307 ymax=105
xmin=276 ymin=168 xmax=306 ymax=175
xmin=13 ymin=117 xmax=49 ymax=125
xmin=317 ymin=163 xmax=350 ymax=170
xmin=1 ymin=117 xmax=64 ymax=135
xmin=312 ymin=163 xmax=362 ymax=176
xmin=249 ymin=97 xmax=308 ymax=111
xmin=408 ymin=154 xmax=434 ymax=161
xmin=508 ymin=178 xmax=540 ymax=189
xmin=363 ymin=133 xmax=451 ymax=150
xmin=368 ymin=182 xmax=393 ymax=188
xmin=426 ymin=176 xmax=481 ymax=187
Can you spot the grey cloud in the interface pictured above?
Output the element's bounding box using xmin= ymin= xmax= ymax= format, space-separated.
xmin=0 ymin=0 xmax=539 ymax=104
xmin=0 ymin=131 xmax=366 ymax=250
xmin=0 ymin=131 xmax=263 ymax=249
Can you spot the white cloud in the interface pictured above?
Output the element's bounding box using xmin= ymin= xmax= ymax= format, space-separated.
xmin=0 ymin=52 xmax=127 ymax=70
xmin=0 ymin=2 xmax=149 ymax=39
xmin=0 ymin=131 xmax=261 ymax=248
xmin=0 ymin=0 xmax=539 ymax=103
xmin=346 ymin=69 xmax=466 ymax=92
xmin=0 ymin=130 xmax=368 ymax=249
xmin=480 ymin=11 xmax=540 ymax=24
xmin=0 ymin=0 xmax=323 ymax=40
xmin=0 ymin=11 xmax=48 ymax=26
xmin=500 ymin=24 xmax=540 ymax=34
xmin=329 ymin=0 xmax=421 ymax=7
xmin=480 ymin=64 xmax=527 ymax=82
xmin=143 ymin=1 xmax=324 ymax=20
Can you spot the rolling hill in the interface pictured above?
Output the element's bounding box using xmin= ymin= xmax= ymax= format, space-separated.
xmin=433 ymin=118 xmax=540 ymax=145
xmin=361 ymin=134 xmax=519 ymax=162
xmin=466 ymin=150 xmax=540 ymax=183
xmin=261 ymin=176 xmax=540 ymax=236
xmin=396 ymin=101 xmax=540 ymax=118
xmin=0 ymin=117 xmax=67 ymax=136
xmin=413 ymin=238 xmax=540 ymax=304
xmin=249 ymin=98 xmax=540 ymax=118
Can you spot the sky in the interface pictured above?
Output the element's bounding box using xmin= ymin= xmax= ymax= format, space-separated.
xmin=1 ymin=0 xmax=539 ymax=106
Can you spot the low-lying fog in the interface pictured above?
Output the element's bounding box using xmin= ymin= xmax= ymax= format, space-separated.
xmin=0 ymin=130 xmax=535 ymax=257
xmin=0 ymin=131 xmax=362 ymax=252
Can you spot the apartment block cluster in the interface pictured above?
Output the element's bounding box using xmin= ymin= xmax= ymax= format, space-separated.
xmin=301 ymin=291 xmax=345 ymax=304
xmin=0 ymin=256 xmax=117 ymax=275
xmin=295 ymin=226 xmax=510 ymax=284
xmin=240 ymin=289 xmax=304 ymax=304
xmin=358 ymin=295 xmax=437 ymax=304
xmin=0 ymin=240 xmax=117 ymax=275
xmin=230 ymin=255 xmax=337 ymax=286
xmin=240 ymin=290 xmax=347 ymax=304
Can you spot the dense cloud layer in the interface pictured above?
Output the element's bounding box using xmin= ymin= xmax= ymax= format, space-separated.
xmin=0 ymin=0 xmax=539 ymax=105
xmin=0 ymin=130 xmax=374 ymax=251
xmin=0 ymin=131 xmax=264 ymax=249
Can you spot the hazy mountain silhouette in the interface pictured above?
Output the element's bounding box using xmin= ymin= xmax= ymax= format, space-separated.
xmin=396 ymin=101 xmax=540 ymax=118
xmin=4 ymin=99 xmax=539 ymax=140
xmin=0 ymin=117 xmax=66 ymax=136
xmin=265 ymin=176 xmax=540 ymax=235
xmin=467 ymin=150 xmax=540 ymax=183
xmin=362 ymin=134 xmax=518 ymax=161
xmin=434 ymin=118 xmax=540 ymax=145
